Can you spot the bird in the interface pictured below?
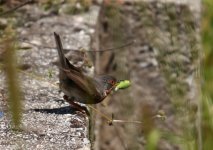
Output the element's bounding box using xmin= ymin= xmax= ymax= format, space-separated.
xmin=54 ymin=32 xmax=117 ymax=115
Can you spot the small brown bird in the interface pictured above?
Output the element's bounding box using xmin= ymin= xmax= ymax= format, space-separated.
xmin=54 ymin=32 xmax=117 ymax=115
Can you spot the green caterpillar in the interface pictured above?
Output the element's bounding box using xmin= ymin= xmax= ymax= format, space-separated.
xmin=115 ymin=80 xmax=131 ymax=91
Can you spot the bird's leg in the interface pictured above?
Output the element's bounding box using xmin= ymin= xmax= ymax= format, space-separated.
xmin=63 ymin=95 xmax=90 ymax=116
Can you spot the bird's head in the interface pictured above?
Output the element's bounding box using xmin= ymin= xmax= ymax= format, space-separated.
xmin=95 ymin=75 xmax=117 ymax=96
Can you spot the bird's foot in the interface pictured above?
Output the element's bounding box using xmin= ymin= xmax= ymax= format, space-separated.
xmin=63 ymin=95 xmax=90 ymax=116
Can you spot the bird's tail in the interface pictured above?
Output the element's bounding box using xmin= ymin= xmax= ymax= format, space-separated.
xmin=54 ymin=32 xmax=67 ymax=69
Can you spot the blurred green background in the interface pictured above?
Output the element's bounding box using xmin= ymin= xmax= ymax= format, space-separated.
xmin=201 ymin=0 xmax=213 ymax=150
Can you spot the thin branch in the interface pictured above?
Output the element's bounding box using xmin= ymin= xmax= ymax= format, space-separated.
xmin=19 ymin=39 xmax=135 ymax=52
xmin=88 ymin=105 xmax=112 ymax=121
xmin=0 ymin=0 xmax=35 ymax=16
xmin=93 ymin=40 xmax=135 ymax=52
xmin=112 ymin=119 xmax=143 ymax=124
xmin=88 ymin=105 xmax=143 ymax=125
xmin=20 ymin=40 xmax=54 ymax=49
xmin=113 ymin=125 xmax=128 ymax=150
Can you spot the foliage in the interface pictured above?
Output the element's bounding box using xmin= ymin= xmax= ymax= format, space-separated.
xmin=201 ymin=0 xmax=213 ymax=150
xmin=1 ymin=25 xmax=22 ymax=129
xmin=145 ymin=130 xmax=161 ymax=150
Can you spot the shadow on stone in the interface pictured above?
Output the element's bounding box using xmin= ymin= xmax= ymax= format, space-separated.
xmin=32 ymin=106 xmax=77 ymax=115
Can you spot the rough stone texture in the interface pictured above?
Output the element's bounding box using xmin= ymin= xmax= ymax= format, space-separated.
xmin=96 ymin=0 xmax=200 ymax=150
xmin=0 ymin=3 xmax=100 ymax=150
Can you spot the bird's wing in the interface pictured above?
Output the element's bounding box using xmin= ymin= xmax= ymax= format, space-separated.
xmin=63 ymin=68 xmax=99 ymax=96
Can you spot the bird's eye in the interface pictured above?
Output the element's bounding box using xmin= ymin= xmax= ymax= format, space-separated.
xmin=108 ymin=80 xmax=115 ymax=85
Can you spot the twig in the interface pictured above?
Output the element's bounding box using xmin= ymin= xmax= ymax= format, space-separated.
xmin=20 ymin=40 xmax=54 ymax=49
xmin=92 ymin=40 xmax=135 ymax=52
xmin=19 ymin=39 xmax=135 ymax=52
xmin=111 ymin=119 xmax=142 ymax=124
xmin=87 ymin=105 xmax=143 ymax=125
xmin=113 ymin=125 xmax=128 ymax=150
xmin=88 ymin=105 xmax=112 ymax=121
xmin=0 ymin=0 xmax=35 ymax=16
